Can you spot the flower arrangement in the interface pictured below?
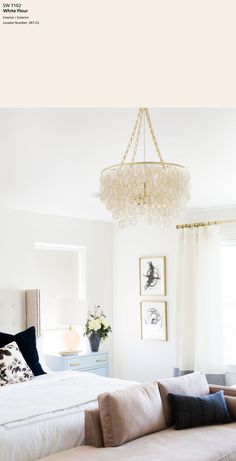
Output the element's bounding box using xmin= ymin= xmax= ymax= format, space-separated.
xmin=85 ymin=306 xmax=112 ymax=342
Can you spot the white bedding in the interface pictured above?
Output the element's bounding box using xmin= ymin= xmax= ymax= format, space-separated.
xmin=0 ymin=371 xmax=137 ymax=461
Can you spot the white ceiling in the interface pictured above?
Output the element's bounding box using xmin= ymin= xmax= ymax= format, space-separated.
xmin=0 ymin=108 xmax=236 ymax=222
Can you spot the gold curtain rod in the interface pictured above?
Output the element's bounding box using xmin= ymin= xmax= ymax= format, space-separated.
xmin=176 ymin=219 xmax=236 ymax=229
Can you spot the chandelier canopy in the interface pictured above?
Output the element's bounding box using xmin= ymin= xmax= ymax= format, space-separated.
xmin=100 ymin=108 xmax=191 ymax=229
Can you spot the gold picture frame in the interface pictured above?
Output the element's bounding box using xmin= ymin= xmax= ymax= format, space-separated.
xmin=140 ymin=301 xmax=167 ymax=341
xmin=139 ymin=256 xmax=166 ymax=296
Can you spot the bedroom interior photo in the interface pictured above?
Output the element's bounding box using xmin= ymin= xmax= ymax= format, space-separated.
xmin=1 ymin=107 xmax=236 ymax=461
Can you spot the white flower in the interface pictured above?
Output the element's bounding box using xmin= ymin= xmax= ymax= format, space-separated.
xmin=101 ymin=318 xmax=109 ymax=328
xmin=88 ymin=319 xmax=96 ymax=331
xmin=94 ymin=319 xmax=102 ymax=331
xmin=88 ymin=318 xmax=102 ymax=332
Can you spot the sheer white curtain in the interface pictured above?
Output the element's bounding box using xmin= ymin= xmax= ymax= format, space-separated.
xmin=174 ymin=225 xmax=225 ymax=384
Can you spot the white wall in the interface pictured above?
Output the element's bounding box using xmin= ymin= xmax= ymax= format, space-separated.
xmin=1 ymin=205 xmax=236 ymax=382
xmin=113 ymin=206 xmax=236 ymax=382
xmin=113 ymin=223 xmax=176 ymax=382
xmin=0 ymin=208 xmax=113 ymax=368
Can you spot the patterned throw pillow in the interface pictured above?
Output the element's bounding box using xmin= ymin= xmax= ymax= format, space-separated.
xmin=0 ymin=326 xmax=45 ymax=376
xmin=169 ymin=390 xmax=232 ymax=430
xmin=0 ymin=341 xmax=34 ymax=386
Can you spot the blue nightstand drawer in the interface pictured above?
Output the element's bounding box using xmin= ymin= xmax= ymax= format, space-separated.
xmin=45 ymin=352 xmax=109 ymax=377
xmin=66 ymin=353 xmax=108 ymax=371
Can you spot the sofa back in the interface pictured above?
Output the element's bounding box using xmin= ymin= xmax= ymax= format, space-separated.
xmin=85 ymin=375 xmax=236 ymax=448
xmin=85 ymin=381 xmax=165 ymax=448
xmin=158 ymin=372 xmax=209 ymax=426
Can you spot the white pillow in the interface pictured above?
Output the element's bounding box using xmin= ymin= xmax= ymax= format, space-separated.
xmin=0 ymin=341 xmax=34 ymax=386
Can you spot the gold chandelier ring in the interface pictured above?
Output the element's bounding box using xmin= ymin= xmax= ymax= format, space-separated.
xmin=101 ymin=161 xmax=189 ymax=174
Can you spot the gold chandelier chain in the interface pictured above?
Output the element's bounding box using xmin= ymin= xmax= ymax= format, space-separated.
xmin=121 ymin=107 xmax=165 ymax=164
xmin=144 ymin=108 xmax=165 ymax=163
xmin=131 ymin=108 xmax=144 ymax=162
xmin=121 ymin=108 xmax=143 ymax=163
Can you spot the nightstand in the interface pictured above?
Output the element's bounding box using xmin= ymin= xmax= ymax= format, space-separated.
xmin=45 ymin=351 xmax=109 ymax=377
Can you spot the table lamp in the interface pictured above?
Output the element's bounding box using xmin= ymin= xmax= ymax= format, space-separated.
xmin=59 ymin=298 xmax=87 ymax=354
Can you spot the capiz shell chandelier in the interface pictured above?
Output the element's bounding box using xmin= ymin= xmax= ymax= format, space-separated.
xmin=100 ymin=108 xmax=191 ymax=229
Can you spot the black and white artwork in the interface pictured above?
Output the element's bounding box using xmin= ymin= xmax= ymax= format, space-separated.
xmin=141 ymin=301 xmax=167 ymax=340
xmin=139 ymin=256 xmax=166 ymax=296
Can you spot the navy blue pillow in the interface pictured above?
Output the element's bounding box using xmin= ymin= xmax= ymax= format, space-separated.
xmin=0 ymin=326 xmax=45 ymax=376
xmin=169 ymin=390 xmax=232 ymax=430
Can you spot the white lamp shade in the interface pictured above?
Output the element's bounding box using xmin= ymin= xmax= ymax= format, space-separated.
xmin=58 ymin=299 xmax=87 ymax=326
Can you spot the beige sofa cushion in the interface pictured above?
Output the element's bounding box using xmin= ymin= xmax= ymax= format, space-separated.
xmin=158 ymin=372 xmax=209 ymax=427
xmin=98 ymin=382 xmax=166 ymax=447
xmin=39 ymin=422 xmax=236 ymax=461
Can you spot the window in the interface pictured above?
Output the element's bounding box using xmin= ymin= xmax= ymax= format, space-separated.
xmin=221 ymin=242 xmax=236 ymax=365
xmin=34 ymin=242 xmax=86 ymax=353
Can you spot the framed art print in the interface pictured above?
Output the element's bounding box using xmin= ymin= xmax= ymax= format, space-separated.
xmin=139 ymin=256 xmax=166 ymax=296
xmin=141 ymin=301 xmax=167 ymax=341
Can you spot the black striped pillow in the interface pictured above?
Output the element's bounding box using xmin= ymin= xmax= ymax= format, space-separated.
xmin=168 ymin=390 xmax=232 ymax=430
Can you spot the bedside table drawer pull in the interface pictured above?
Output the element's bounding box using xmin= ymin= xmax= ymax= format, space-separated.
xmin=70 ymin=362 xmax=81 ymax=367
xmin=96 ymin=359 xmax=106 ymax=363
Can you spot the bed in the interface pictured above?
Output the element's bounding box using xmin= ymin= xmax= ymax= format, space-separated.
xmin=0 ymin=290 xmax=137 ymax=461
xmin=0 ymin=370 xmax=136 ymax=461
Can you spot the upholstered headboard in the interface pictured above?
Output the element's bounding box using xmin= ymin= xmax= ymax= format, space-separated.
xmin=0 ymin=289 xmax=41 ymax=336
xmin=25 ymin=290 xmax=41 ymax=336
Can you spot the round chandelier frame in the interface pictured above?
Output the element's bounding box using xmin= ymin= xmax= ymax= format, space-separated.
xmin=100 ymin=108 xmax=191 ymax=229
xmin=101 ymin=161 xmax=187 ymax=174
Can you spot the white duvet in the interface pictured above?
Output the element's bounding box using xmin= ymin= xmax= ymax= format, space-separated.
xmin=0 ymin=371 xmax=137 ymax=461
